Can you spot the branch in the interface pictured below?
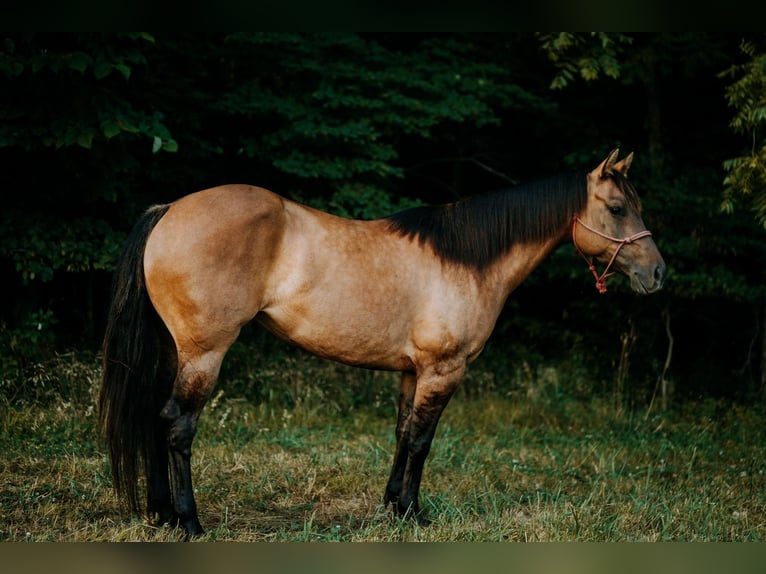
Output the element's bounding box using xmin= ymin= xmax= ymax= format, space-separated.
xmin=646 ymin=307 xmax=674 ymax=419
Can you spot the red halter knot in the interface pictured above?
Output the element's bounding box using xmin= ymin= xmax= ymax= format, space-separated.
xmin=572 ymin=217 xmax=653 ymax=295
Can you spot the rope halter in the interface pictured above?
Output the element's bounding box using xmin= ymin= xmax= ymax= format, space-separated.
xmin=572 ymin=216 xmax=653 ymax=294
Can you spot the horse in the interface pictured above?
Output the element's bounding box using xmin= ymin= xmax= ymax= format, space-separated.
xmin=98 ymin=148 xmax=666 ymax=536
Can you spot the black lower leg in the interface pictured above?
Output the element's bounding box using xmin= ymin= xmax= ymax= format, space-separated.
xmin=149 ymin=340 xmax=177 ymax=526
xmin=162 ymin=399 xmax=204 ymax=536
xmin=394 ymin=387 xmax=455 ymax=525
xmin=384 ymin=434 xmax=409 ymax=505
xmin=396 ymin=436 xmax=431 ymax=521
xmin=147 ymin=421 xmax=176 ymax=526
xmin=384 ymin=372 xmax=415 ymax=506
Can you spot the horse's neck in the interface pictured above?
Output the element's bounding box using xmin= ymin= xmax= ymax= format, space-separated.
xmin=490 ymin=233 xmax=568 ymax=300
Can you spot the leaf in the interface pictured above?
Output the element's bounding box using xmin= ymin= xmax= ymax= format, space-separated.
xmin=114 ymin=63 xmax=131 ymax=80
xmin=162 ymin=139 xmax=178 ymax=152
xmin=67 ymin=52 xmax=92 ymax=74
xmin=117 ymin=119 xmax=139 ymax=134
xmin=77 ymin=131 xmax=94 ymax=149
xmin=133 ymin=32 xmax=155 ymax=43
xmin=0 ymin=55 xmax=24 ymax=78
xmin=93 ymin=61 xmax=111 ymax=79
xmin=100 ymin=120 xmax=121 ymax=139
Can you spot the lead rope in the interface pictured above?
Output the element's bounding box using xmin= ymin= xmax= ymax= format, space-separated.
xmin=573 ymin=217 xmax=653 ymax=294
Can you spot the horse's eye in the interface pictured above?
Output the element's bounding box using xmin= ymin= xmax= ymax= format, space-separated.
xmin=608 ymin=205 xmax=624 ymax=216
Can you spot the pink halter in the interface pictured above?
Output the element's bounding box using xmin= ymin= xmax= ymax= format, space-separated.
xmin=572 ymin=216 xmax=653 ymax=294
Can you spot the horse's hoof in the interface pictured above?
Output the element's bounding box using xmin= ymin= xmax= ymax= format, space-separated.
xmin=391 ymin=501 xmax=431 ymax=526
xmin=383 ymin=489 xmax=398 ymax=506
xmin=153 ymin=509 xmax=180 ymax=528
xmin=180 ymin=518 xmax=205 ymax=539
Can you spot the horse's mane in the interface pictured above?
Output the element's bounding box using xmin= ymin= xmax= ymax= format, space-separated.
xmin=385 ymin=170 xmax=640 ymax=269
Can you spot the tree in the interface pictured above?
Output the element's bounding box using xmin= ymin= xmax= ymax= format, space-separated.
xmin=720 ymin=37 xmax=766 ymax=228
xmin=0 ymin=33 xmax=177 ymax=284
xmin=718 ymin=36 xmax=766 ymax=397
xmin=207 ymin=33 xmax=552 ymax=217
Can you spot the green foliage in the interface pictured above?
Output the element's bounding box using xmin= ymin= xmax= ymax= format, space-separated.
xmin=0 ymin=309 xmax=57 ymax=380
xmin=537 ymin=32 xmax=633 ymax=89
xmin=646 ymin=169 xmax=766 ymax=303
xmin=323 ymin=184 xmax=422 ymax=220
xmin=0 ymin=33 xmax=176 ymax=154
xmin=720 ymin=38 xmax=766 ymax=228
xmin=0 ymin=214 xmax=123 ymax=283
xmin=217 ymin=33 xmax=546 ymax=216
xmin=0 ymin=33 xmax=176 ymax=286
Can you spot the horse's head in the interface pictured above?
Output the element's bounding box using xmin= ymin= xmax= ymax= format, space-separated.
xmin=574 ymin=148 xmax=666 ymax=295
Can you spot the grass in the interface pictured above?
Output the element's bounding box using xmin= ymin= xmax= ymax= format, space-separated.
xmin=1 ymin=349 xmax=766 ymax=542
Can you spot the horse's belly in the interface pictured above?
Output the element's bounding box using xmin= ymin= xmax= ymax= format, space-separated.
xmin=254 ymin=308 xmax=413 ymax=371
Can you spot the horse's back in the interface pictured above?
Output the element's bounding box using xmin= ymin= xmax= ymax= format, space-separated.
xmin=155 ymin=184 xmax=285 ymax=231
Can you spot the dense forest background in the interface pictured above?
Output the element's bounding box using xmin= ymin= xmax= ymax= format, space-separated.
xmin=2 ymin=32 xmax=766 ymax=407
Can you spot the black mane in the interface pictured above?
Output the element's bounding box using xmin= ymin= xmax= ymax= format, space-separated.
xmin=385 ymin=171 xmax=590 ymax=269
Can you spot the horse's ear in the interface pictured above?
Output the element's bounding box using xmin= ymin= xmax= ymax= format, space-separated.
xmin=592 ymin=148 xmax=621 ymax=179
xmin=612 ymin=151 xmax=633 ymax=176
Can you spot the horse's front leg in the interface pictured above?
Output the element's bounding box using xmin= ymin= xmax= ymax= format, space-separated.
xmin=389 ymin=362 xmax=464 ymax=524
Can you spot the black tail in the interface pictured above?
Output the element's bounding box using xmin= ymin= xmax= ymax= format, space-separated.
xmin=98 ymin=204 xmax=171 ymax=515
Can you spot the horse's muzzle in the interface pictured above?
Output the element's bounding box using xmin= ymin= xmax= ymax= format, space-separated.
xmin=632 ymin=261 xmax=666 ymax=294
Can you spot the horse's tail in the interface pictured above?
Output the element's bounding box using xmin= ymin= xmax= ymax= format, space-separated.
xmin=98 ymin=204 xmax=171 ymax=514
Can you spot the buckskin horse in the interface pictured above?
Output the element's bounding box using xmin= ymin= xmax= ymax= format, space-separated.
xmin=99 ymin=148 xmax=666 ymax=536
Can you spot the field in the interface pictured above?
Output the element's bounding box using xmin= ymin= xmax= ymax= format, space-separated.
xmin=1 ymin=346 xmax=766 ymax=542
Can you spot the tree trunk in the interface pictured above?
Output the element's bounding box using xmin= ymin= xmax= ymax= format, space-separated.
xmin=646 ymin=307 xmax=673 ymax=419
xmin=642 ymin=41 xmax=664 ymax=178
xmin=660 ymin=308 xmax=673 ymax=411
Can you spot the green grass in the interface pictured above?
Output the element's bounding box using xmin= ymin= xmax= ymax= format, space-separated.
xmin=1 ymin=350 xmax=766 ymax=541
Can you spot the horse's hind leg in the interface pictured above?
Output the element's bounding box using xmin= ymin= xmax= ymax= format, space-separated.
xmin=161 ymin=397 xmax=203 ymax=536
xmin=160 ymin=348 xmax=227 ymax=537
xmin=146 ymin=331 xmax=177 ymax=526
xmin=147 ymin=427 xmax=174 ymax=525
xmin=384 ymin=371 xmax=417 ymax=507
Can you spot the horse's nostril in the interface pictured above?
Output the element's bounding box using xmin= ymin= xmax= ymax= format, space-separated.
xmin=654 ymin=262 xmax=667 ymax=285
